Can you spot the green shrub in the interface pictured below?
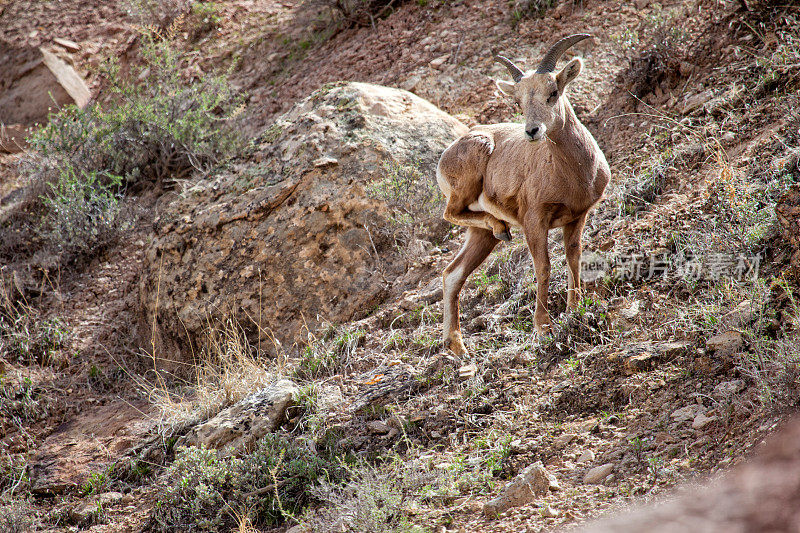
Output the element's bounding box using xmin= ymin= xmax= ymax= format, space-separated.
xmin=366 ymin=160 xmax=446 ymax=246
xmin=37 ymin=169 xmax=125 ymax=262
xmin=27 ymin=37 xmax=245 ymax=188
xmin=0 ymin=291 xmax=69 ymax=366
xmin=295 ymin=326 xmax=365 ymax=380
xmin=17 ymin=34 xmax=245 ymax=266
xmin=150 ymin=434 xmax=348 ymax=531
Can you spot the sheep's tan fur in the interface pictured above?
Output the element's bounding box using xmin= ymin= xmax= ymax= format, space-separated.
xmin=437 ymin=49 xmax=611 ymax=355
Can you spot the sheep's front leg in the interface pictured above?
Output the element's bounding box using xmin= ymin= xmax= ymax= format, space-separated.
xmin=443 ymin=192 xmax=511 ymax=242
xmin=523 ymin=215 xmax=551 ymax=334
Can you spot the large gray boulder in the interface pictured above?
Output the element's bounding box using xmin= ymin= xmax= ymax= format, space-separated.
xmin=139 ymin=81 xmax=467 ymax=361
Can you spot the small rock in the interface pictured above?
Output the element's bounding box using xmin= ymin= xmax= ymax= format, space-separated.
xmin=554 ymin=433 xmax=576 ymax=448
xmin=542 ymin=504 xmax=560 ymax=518
xmin=713 ymin=380 xmax=746 ymax=401
xmin=366 ymin=420 xmax=391 ymax=434
xmin=483 ymin=461 xmax=558 ymax=516
xmin=577 ymin=450 xmax=595 ymax=464
xmin=682 ymin=90 xmax=713 ymax=114
xmin=580 ymin=418 xmax=600 ymax=433
xmin=659 ymin=341 xmax=692 ymax=359
xmin=180 ymin=379 xmax=298 ymax=455
xmin=317 ymin=384 xmax=344 ymax=412
xmin=583 ymin=463 xmax=614 ymax=484
xmin=706 ymin=331 xmax=743 ymax=357
xmin=692 ymin=413 xmax=718 ymax=430
xmin=312 ymin=156 xmax=338 ymax=167
xmin=400 ymin=75 xmax=422 ymax=92
xmin=671 ymin=404 xmax=705 ymax=423
xmin=624 ymin=352 xmax=656 ymax=374
xmin=68 ymin=500 xmax=101 ymax=525
xmin=459 ymin=364 xmax=477 ymax=380
xmin=97 ymin=492 xmax=124 ymax=506
xmin=53 ymin=37 xmax=81 ymax=52
xmin=510 ymin=439 xmax=527 ymax=454
xmin=723 ymin=301 xmax=754 ymax=326
xmin=620 ymin=300 xmax=640 ymax=319
xmin=429 ymin=54 xmax=450 ymax=69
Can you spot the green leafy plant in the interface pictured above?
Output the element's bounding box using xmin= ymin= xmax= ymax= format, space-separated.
xmin=151 ymin=435 xmax=348 ymax=531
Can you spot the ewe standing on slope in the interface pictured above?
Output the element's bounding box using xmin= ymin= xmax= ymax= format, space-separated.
xmin=436 ymin=34 xmax=611 ymax=355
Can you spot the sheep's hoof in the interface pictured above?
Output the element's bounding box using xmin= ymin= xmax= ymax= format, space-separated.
xmin=494 ymin=230 xmax=512 ymax=242
xmin=445 ymin=336 xmax=468 ymax=356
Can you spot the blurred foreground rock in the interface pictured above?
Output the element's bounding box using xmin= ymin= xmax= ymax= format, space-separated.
xmin=574 ymin=417 xmax=800 ymax=532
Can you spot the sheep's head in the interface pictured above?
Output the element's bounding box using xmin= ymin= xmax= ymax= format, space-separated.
xmin=495 ymin=34 xmax=591 ymax=142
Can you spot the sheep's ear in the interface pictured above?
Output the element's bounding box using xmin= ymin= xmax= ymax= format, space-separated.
xmin=556 ymin=58 xmax=582 ymax=91
xmin=496 ymin=79 xmax=516 ymax=96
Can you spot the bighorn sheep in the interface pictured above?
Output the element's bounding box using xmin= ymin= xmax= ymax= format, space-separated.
xmin=436 ymin=34 xmax=611 ymax=355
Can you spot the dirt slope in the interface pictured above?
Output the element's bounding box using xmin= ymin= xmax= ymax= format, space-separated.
xmin=1 ymin=0 xmax=799 ymax=532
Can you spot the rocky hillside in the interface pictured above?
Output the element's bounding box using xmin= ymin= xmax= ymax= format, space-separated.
xmin=1 ymin=0 xmax=799 ymax=532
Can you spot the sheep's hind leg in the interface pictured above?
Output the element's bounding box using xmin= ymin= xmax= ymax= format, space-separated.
xmin=443 ymin=194 xmax=511 ymax=242
xmin=442 ymin=227 xmax=499 ymax=355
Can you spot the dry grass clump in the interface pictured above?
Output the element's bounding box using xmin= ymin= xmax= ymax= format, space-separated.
xmin=144 ymin=317 xmax=282 ymax=433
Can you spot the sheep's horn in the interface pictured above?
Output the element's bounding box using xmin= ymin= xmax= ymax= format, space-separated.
xmin=495 ymin=55 xmax=524 ymax=82
xmin=536 ymin=34 xmax=591 ymax=73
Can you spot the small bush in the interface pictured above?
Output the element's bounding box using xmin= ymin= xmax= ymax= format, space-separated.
xmin=0 ymin=285 xmax=69 ymax=366
xmin=536 ymin=298 xmax=610 ymax=364
xmin=150 ymin=435 xmax=348 ymax=531
xmin=0 ymin=500 xmax=36 ymax=533
xmin=0 ymin=453 xmax=28 ymax=496
xmin=366 ymin=159 xmax=446 ymax=246
xmin=510 ymin=0 xmax=561 ymax=24
xmin=0 ymin=374 xmax=53 ymax=427
xmin=27 ymin=37 xmax=245 ymax=189
xmin=17 ymin=33 xmax=245 ymax=267
xmin=295 ymin=326 xmax=365 ymax=380
xmin=301 ymin=455 xmax=470 ymax=532
xmin=303 ymin=467 xmax=407 ymax=533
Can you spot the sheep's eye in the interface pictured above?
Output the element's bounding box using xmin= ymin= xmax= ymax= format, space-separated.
xmin=550 ymin=90 xmax=558 ymax=100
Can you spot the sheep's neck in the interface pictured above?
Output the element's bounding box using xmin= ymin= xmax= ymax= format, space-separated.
xmin=545 ymin=99 xmax=601 ymax=191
